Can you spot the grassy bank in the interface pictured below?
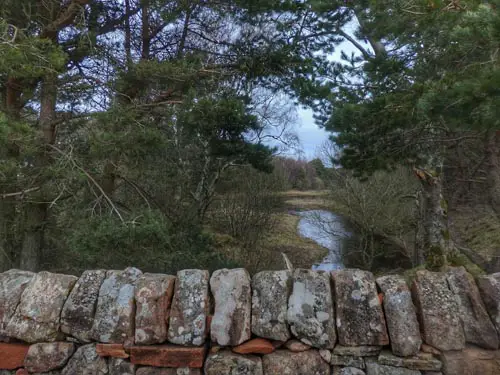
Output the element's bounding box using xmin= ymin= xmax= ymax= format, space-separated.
xmin=213 ymin=190 xmax=330 ymax=273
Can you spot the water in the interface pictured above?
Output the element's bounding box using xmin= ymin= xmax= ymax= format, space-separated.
xmin=296 ymin=210 xmax=351 ymax=272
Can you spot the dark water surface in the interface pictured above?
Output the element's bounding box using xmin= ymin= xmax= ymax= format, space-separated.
xmin=296 ymin=210 xmax=352 ymax=272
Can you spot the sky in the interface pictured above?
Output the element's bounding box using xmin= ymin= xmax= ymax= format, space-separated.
xmin=291 ymin=20 xmax=363 ymax=161
xmin=295 ymin=108 xmax=330 ymax=160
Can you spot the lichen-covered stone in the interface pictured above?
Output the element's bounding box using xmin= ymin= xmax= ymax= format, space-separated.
xmin=167 ymin=269 xmax=209 ymax=346
xmin=378 ymin=351 xmax=442 ymax=371
xmin=446 ymin=267 xmax=498 ymax=350
xmin=205 ymin=351 xmax=263 ymax=375
xmin=251 ymin=270 xmax=291 ymax=342
xmin=440 ymin=346 xmax=500 ymax=375
xmin=333 ymin=345 xmax=382 ymax=357
xmin=60 ymin=270 xmax=106 ymax=342
xmin=135 ymin=273 xmax=175 ymax=345
xmin=411 ymin=270 xmax=465 ymax=351
xmin=262 ymin=350 xmax=330 ymax=375
xmin=365 ymin=361 xmax=421 ymax=375
xmin=331 ymin=355 xmax=365 ymax=368
xmin=24 ymin=342 xmax=75 ymax=373
xmin=61 ymin=344 xmax=108 ymax=375
xmin=476 ymin=273 xmax=500 ymax=344
xmin=334 ymin=269 xmax=389 ymax=346
xmin=287 ymin=269 xmax=336 ymax=349
xmin=6 ymin=271 xmax=77 ymax=343
xmin=376 ymin=275 xmax=422 ymax=356
xmin=335 ymin=368 xmax=366 ymax=375
xmin=0 ymin=270 xmax=34 ymax=337
xmin=210 ymin=268 xmax=251 ymax=346
xmin=108 ymin=358 xmax=135 ymax=375
xmin=91 ymin=267 xmax=142 ymax=343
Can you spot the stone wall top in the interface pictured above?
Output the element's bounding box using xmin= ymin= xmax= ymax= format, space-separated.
xmin=0 ymin=266 xmax=500 ymax=374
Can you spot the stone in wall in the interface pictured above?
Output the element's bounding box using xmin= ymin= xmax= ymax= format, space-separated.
xmin=334 ymin=368 xmax=366 ymax=375
xmin=96 ymin=343 xmax=129 ymax=358
xmin=440 ymin=345 xmax=500 ymax=375
xmin=60 ymin=270 xmax=106 ymax=342
xmin=136 ymin=368 xmax=201 ymax=375
xmin=365 ymin=361 xmax=421 ymax=375
xmin=0 ymin=270 xmax=34 ymax=337
xmin=24 ymin=342 xmax=75 ymax=373
xmin=251 ymin=270 xmax=291 ymax=342
xmin=446 ymin=267 xmax=499 ymax=349
xmin=135 ymin=273 xmax=175 ymax=345
xmin=61 ymin=344 xmax=108 ymax=375
xmin=476 ymin=272 xmax=500 ymax=343
xmin=333 ymin=345 xmax=382 ymax=357
xmin=6 ymin=271 xmax=77 ymax=343
xmin=334 ymin=269 xmax=389 ymax=346
xmin=262 ymin=350 xmax=330 ymax=375
xmin=210 ymin=268 xmax=252 ymax=346
xmin=91 ymin=267 xmax=142 ymax=344
xmin=376 ymin=275 xmax=422 ymax=356
xmin=108 ymin=358 xmax=135 ymax=375
xmin=205 ymin=351 xmax=263 ymax=375
xmin=232 ymin=338 xmax=275 ymax=354
xmin=287 ymin=269 xmax=336 ymax=349
xmin=0 ymin=342 xmax=30 ymax=370
xmin=377 ymin=351 xmax=441 ymax=372
xmin=411 ymin=270 xmax=465 ymax=351
xmin=330 ymin=354 xmax=365 ymax=369
xmin=167 ymin=269 xmax=209 ymax=346
xmin=129 ymin=345 xmax=206 ymax=368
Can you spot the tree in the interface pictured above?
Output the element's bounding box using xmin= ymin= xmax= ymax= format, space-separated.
xmin=315 ymin=0 xmax=500 ymax=269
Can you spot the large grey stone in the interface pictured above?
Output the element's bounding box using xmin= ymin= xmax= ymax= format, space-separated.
xmin=411 ymin=270 xmax=465 ymax=351
xmin=60 ymin=270 xmax=106 ymax=342
xmin=61 ymin=344 xmax=108 ymax=375
xmin=24 ymin=342 xmax=75 ymax=373
xmin=365 ymin=361 xmax=421 ymax=375
xmin=91 ymin=267 xmax=142 ymax=343
xmin=334 ymin=269 xmax=389 ymax=346
xmin=210 ymin=268 xmax=252 ymax=346
xmin=6 ymin=271 xmax=77 ymax=342
xmin=333 ymin=345 xmax=382 ymax=357
xmin=376 ymin=275 xmax=422 ymax=356
xmin=476 ymin=273 xmax=500 ymax=344
xmin=263 ymin=350 xmax=330 ymax=375
xmin=336 ymin=368 xmax=366 ymax=375
xmin=287 ymin=269 xmax=336 ymax=349
xmin=440 ymin=346 xmax=500 ymax=375
xmin=378 ymin=351 xmax=442 ymax=371
xmin=446 ymin=267 xmax=498 ymax=349
xmin=135 ymin=273 xmax=175 ymax=345
xmin=108 ymin=358 xmax=135 ymax=375
xmin=251 ymin=270 xmax=291 ymax=342
xmin=167 ymin=269 xmax=209 ymax=346
xmin=205 ymin=351 xmax=263 ymax=375
xmin=0 ymin=270 xmax=34 ymax=337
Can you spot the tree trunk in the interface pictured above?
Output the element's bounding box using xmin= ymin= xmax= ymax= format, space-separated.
xmin=19 ymin=74 xmax=57 ymax=271
xmin=415 ymin=167 xmax=452 ymax=270
xmin=0 ymin=200 xmax=15 ymax=271
xmin=19 ymin=203 xmax=46 ymax=271
xmin=486 ymin=130 xmax=500 ymax=215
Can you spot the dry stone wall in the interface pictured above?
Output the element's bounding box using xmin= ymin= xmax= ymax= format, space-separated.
xmin=1 ymin=267 xmax=500 ymax=375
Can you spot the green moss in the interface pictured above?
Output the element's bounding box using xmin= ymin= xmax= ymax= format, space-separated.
xmin=426 ymin=245 xmax=447 ymax=271
xmin=403 ymin=264 xmax=427 ymax=286
xmin=448 ymin=252 xmax=485 ymax=278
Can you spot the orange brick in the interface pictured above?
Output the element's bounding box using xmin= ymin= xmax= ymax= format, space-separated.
xmin=129 ymin=345 xmax=206 ymax=368
xmin=96 ymin=343 xmax=129 ymax=358
xmin=0 ymin=343 xmax=30 ymax=370
xmin=232 ymin=338 xmax=275 ymax=355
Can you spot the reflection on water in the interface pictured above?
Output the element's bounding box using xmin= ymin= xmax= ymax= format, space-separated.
xmin=296 ymin=210 xmax=351 ymax=272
